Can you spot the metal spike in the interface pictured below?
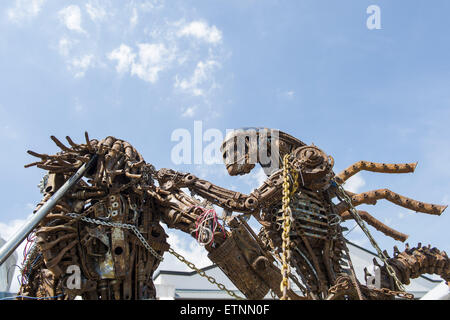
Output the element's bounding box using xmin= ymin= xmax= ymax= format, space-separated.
xmin=27 ymin=150 xmax=48 ymax=159
xmin=50 ymin=135 xmax=72 ymax=152
xmin=66 ymin=136 xmax=80 ymax=149
xmin=393 ymin=245 xmax=400 ymax=256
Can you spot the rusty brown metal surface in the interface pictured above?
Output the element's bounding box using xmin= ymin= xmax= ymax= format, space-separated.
xmin=16 ymin=130 xmax=449 ymax=300
xmin=335 ymin=161 xmax=417 ymax=184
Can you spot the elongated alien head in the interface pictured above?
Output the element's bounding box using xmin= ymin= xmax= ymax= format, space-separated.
xmin=220 ymin=128 xmax=306 ymax=177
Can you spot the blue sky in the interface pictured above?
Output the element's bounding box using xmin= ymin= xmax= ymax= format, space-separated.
xmin=0 ymin=0 xmax=449 ymax=287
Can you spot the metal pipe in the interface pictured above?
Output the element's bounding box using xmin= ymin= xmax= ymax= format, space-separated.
xmin=0 ymin=155 xmax=97 ymax=265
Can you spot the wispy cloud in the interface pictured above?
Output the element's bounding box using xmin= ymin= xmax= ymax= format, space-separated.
xmin=7 ymin=1 xmax=229 ymax=119
xmin=85 ymin=1 xmax=108 ymax=22
xmin=69 ymin=54 xmax=94 ymax=78
xmin=343 ymin=173 xmax=366 ymax=193
xmin=132 ymin=43 xmax=176 ymax=83
xmin=108 ymin=43 xmax=176 ymax=83
xmin=58 ymin=37 xmax=77 ymax=57
xmin=129 ymin=7 xmax=138 ymax=29
xmin=177 ymin=20 xmax=223 ymax=45
xmin=58 ymin=5 xmax=87 ymax=34
xmin=181 ymin=105 xmax=198 ymax=118
xmin=7 ymin=0 xmax=45 ymax=23
xmin=108 ymin=44 xmax=136 ymax=73
xmin=174 ymin=59 xmax=220 ymax=96
xmin=238 ymin=167 xmax=267 ymax=190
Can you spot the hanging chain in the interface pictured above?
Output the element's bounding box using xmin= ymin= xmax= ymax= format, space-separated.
xmin=373 ymin=287 xmax=414 ymax=300
xmin=332 ymin=181 xmax=407 ymax=293
xmin=167 ymin=247 xmax=244 ymax=300
xmin=67 ymin=212 xmax=242 ymax=300
xmin=327 ymin=275 xmax=351 ymax=299
xmin=280 ymin=154 xmax=299 ymax=300
xmin=67 ymin=213 xmax=164 ymax=261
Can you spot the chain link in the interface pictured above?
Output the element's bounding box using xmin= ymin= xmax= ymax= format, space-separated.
xmin=167 ymin=247 xmax=244 ymax=300
xmin=333 ymin=181 xmax=407 ymax=292
xmin=280 ymin=154 xmax=299 ymax=300
xmin=328 ymin=276 xmax=351 ymax=296
xmin=374 ymin=287 xmax=415 ymax=300
xmin=67 ymin=213 xmax=164 ymax=261
xmin=67 ymin=212 xmax=242 ymax=300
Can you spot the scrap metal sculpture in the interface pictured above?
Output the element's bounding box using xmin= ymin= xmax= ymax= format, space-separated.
xmin=11 ymin=130 xmax=450 ymax=300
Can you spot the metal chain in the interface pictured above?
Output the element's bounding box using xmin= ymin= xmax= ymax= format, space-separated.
xmin=374 ymin=287 xmax=414 ymax=300
xmin=326 ymin=275 xmax=412 ymax=301
xmin=67 ymin=212 xmax=242 ymax=300
xmin=327 ymin=275 xmax=351 ymax=297
xmin=333 ymin=181 xmax=407 ymax=292
xmin=280 ymin=154 xmax=299 ymax=300
xmin=167 ymin=247 xmax=244 ymax=300
xmin=67 ymin=213 xmax=164 ymax=261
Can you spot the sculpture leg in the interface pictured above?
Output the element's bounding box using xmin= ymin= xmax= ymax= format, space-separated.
xmin=335 ymin=161 xmax=417 ymax=184
xmin=335 ymin=188 xmax=447 ymax=215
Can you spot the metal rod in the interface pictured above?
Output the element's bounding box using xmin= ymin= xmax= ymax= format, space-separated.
xmin=0 ymin=155 xmax=97 ymax=265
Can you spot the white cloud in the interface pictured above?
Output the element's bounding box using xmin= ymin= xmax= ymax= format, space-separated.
xmin=58 ymin=37 xmax=76 ymax=57
xmin=276 ymin=89 xmax=296 ymax=101
xmin=343 ymin=173 xmax=366 ymax=193
xmin=175 ymin=60 xmax=220 ymax=96
xmin=192 ymin=164 xmax=229 ymax=180
xmin=85 ymin=1 xmax=108 ymax=22
xmin=7 ymin=0 xmax=45 ymax=23
xmin=0 ymin=217 xmax=31 ymax=243
xmin=181 ymin=106 xmax=198 ymax=118
xmin=132 ymin=43 xmax=175 ymax=83
xmin=108 ymin=44 xmax=136 ymax=73
xmin=108 ymin=43 xmax=176 ymax=83
xmin=51 ymin=4 xmax=228 ymax=114
xmin=239 ymin=167 xmax=267 ymax=190
xmin=138 ymin=0 xmax=164 ymax=12
xmin=178 ymin=21 xmax=222 ymax=44
xmin=130 ymin=7 xmax=138 ymax=28
xmin=57 ymin=37 xmax=93 ymax=79
xmin=285 ymin=90 xmax=295 ymax=98
xmin=0 ymin=215 xmax=33 ymax=293
xmin=58 ymin=5 xmax=86 ymax=34
xmin=69 ymin=54 xmax=94 ymax=78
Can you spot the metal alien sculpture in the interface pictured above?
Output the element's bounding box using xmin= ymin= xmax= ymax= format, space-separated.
xmin=12 ymin=130 xmax=449 ymax=300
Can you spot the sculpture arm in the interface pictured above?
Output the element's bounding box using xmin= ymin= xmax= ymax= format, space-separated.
xmin=156 ymin=168 xmax=284 ymax=215
xmin=151 ymin=176 xmax=302 ymax=300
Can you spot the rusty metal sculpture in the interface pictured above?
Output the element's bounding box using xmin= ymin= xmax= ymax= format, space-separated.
xmin=14 ymin=130 xmax=449 ymax=300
